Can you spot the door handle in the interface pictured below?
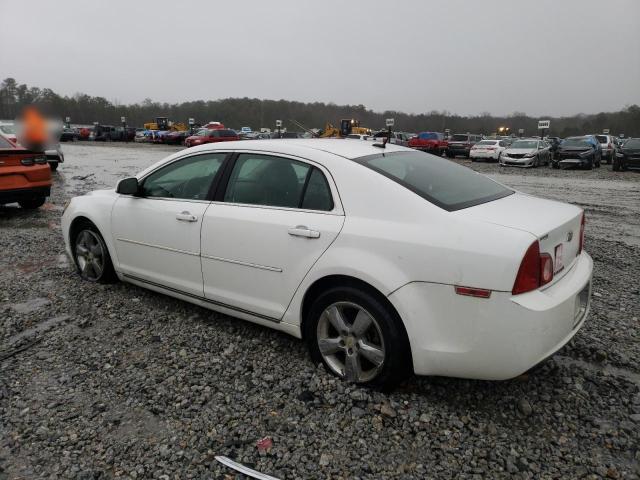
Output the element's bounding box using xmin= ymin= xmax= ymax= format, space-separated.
xmin=288 ymin=225 xmax=320 ymax=239
xmin=176 ymin=211 xmax=198 ymax=222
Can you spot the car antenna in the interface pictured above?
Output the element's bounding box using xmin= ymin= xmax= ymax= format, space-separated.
xmin=373 ymin=126 xmax=392 ymax=149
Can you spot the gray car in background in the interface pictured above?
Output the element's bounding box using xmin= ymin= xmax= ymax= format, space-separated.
xmin=595 ymin=134 xmax=616 ymax=164
xmin=499 ymin=138 xmax=552 ymax=167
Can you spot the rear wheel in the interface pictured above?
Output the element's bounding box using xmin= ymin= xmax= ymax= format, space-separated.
xmin=18 ymin=197 xmax=46 ymax=209
xmin=49 ymin=162 xmax=58 ymax=171
xmin=305 ymin=286 xmax=411 ymax=390
xmin=72 ymin=223 xmax=116 ymax=283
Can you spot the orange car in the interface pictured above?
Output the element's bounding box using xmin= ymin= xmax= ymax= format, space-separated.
xmin=0 ymin=133 xmax=52 ymax=209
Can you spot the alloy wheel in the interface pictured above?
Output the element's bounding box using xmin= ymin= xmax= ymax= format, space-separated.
xmin=75 ymin=230 xmax=106 ymax=281
xmin=316 ymin=301 xmax=385 ymax=383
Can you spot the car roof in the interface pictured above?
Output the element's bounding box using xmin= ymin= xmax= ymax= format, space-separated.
xmin=187 ymin=138 xmax=409 ymax=159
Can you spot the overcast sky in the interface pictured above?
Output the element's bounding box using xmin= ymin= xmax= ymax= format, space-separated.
xmin=1 ymin=0 xmax=638 ymax=117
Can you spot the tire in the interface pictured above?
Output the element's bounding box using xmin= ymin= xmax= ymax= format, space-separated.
xmin=585 ymin=158 xmax=593 ymax=170
xmin=304 ymin=285 xmax=411 ymax=390
xmin=72 ymin=222 xmax=117 ymax=283
xmin=552 ymin=161 xmax=559 ymax=169
xmin=533 ymin=155 xmax=540 ymax=168
xmin=49 ymin=162 xmax=58 ymax=172
xmin=18 ymin=197 xmax=46 ymax=209
xmin=612 ymin=159 xmax=620 ymax=172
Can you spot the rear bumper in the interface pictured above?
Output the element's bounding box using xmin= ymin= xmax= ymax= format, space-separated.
xmin=0 ymin=186 xmax=51 ymax=204
xmin=389 ymin=252 xmax=593 ymax=380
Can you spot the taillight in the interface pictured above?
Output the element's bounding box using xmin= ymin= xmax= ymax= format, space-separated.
xmin=512 ymin=241 xmax=554 ymax=295
xmin=578 ymin=212 xmax=585 ymax=254
xmin=540 ymin=254 xmax=553 ymax=285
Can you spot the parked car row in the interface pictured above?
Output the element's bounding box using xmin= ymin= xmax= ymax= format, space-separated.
xmin=400 ymin=129 xmax=630 ymax=171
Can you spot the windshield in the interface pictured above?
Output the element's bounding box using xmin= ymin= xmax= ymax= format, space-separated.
xmin=418 ymin=132 xmax=439 ymax=140
xmin=510 ymin=140 xmax=538 ymax=149
xmin=624 ymin=139 xmax=640 ymax=149
xmin=562 ymin=139 xmax=591 ymax=148
xmin=196 ymin=129 xmax=209 ymax=136
xmin=355 ymin=151 xmax=513 ymax=211
xmin=219 ymin=129 xmax=237 ymax=137
xmin=450 ymin=134 xmax=469 ymax=141
xmin=0 ymin=124 xmax=16 ymax=134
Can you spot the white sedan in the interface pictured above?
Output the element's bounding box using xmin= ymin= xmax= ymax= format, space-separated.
xmin=62 ymin=139 xmax=593 ymax=389
xmin=469 ymin=139 xmax=508 ymax=162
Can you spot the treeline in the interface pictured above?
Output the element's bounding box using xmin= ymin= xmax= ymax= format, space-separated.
xmin=1 ymin=78 xmax=639 ymax=137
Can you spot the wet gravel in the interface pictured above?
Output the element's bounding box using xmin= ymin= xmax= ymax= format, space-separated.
xmin=1 ymin=143 xmax=639 ymax=479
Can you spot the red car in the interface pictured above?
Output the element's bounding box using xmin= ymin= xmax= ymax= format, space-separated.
xmin=0 ymin=133 xmax=52 ymax=209
xmin=184 ymin=129 xmax=239 ymax=148
xmin=408 ymin=132 xmax=448 ymax=155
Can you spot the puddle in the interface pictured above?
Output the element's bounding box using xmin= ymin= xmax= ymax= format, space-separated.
xmin=4 ymin=315 xmax=70 ymax=346
xmin=10 ymin=297 xmax=51 ymax=314
xmin=554 ymin=355 xmax=640 ymax=385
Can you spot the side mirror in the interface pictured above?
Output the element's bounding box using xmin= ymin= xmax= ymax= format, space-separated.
xmin=116 ymin=177 xmax=139 ymax=195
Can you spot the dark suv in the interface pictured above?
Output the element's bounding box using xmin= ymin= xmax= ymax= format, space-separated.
xmin=446 ymin=134 xmax=483 ymax=158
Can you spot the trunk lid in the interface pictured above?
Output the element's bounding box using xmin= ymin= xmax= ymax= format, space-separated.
xmin=454 ymin=192 xmax=583 ymax=284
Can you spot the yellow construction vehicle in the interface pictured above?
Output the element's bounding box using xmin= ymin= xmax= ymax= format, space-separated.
xmin=143 ymin=117 xmax=188 ymax=131
xmin=320 ymin=119 xmax=371 ymax=138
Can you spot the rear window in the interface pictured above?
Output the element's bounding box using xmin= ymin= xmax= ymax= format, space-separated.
xmin=596 ymin=135 xmax=607 ymax=143
xmin=219 ymin=129 xmax=237 ymax=137
xmin=418 ymin=132 xmax=439 ymax=140
xmin=623 ymin=139 xmax=640 ymax=148
xmin=355 ymin=151 xmax=513 ymax=211
xmin=563 ymin=139 xmax=591 ymax=148
xmin=477 ymin=140 xmax=498 ymax=146
xmin=450 ymin=134 xmax=469 ymax=141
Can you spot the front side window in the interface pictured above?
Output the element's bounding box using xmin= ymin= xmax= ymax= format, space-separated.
xmin=141 ymin=153 xmax=226 ymax=200
xmin=355 ymin=151 xmax=512 ymax=211
xmin=223 ymin=154 xmax=333 ymax=210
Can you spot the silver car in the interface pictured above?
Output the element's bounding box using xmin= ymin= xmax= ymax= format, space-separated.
xmin=500 ymin=139 xmax=552 ymax=168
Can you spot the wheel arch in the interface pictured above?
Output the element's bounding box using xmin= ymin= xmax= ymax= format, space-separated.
xmin=68 ymin=214 xmax=119 ymax=270
xmin=300 ymin=274 xmax=410 ymax=345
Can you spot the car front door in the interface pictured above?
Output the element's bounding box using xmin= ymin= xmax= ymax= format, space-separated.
xmin=111 ymin=152 xmax=227 ymax=295
xmin=200 ymin=152 xmax=344 ymax=321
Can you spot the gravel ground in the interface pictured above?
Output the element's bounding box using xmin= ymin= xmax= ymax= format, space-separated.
xmin=1 ymin=143 xmax=639 ymax=479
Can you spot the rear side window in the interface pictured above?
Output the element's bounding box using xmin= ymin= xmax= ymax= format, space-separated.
xmin=301 ymin=168 xmax=333 ymax=211
xmin=223 ymin=154 xmax=333 ymax=210
xmin=355 ymin=151 xmax=513 ymax=211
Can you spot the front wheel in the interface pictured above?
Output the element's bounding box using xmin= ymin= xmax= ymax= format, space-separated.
xmin=18 ymin=197 xmax=46 ymax=209
xmin=72 ymin=224 xmax=116 ymax=283
xmin=305 ymin=286 xmax=411 ymax=390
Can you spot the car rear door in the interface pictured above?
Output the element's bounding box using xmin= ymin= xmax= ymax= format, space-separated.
xmin=200 ymin=152 xmax=344 ymax=321
xmin=111 ymin=152 xmax=227 ymax=296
